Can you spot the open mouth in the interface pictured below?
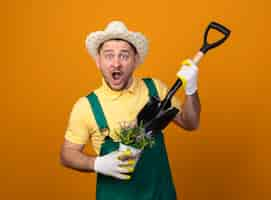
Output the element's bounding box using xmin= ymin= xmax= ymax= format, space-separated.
xmin=112 ymin=71 xmax=122 ymax=80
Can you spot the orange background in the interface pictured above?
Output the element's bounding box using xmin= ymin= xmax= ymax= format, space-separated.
xmin=3 ymin=0 xmax=270 ymax=200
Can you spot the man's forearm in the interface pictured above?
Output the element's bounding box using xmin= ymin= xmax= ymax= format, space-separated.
xmin=181 ymin=91 xmax=201 ymax=129
xmin=60 ymin=149 xmax=96 ymax=172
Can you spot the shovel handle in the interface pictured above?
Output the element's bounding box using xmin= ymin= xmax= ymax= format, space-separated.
xmin=160 ymin=22 xmax=231 ymax=110
xmin=200 ymin=21 xmax=231 ymax=54
xmin=193 ymin=21 xmax=231 ymax=64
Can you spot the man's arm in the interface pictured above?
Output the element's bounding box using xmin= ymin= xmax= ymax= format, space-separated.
xmin=173 ymin=59 xmax=201 ymax=131
xmin=60 ymin=139 xmax=137 ymax=179
xmin=173 ymin=91 xmax=201 ymax=130
xmin=60 ymin=139 xmax=95 ymax=172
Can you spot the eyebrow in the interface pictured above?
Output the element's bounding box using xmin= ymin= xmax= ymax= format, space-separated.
xmin=102 ymin=49 xmax=131 ymax=54
xmin=119 ymin=50 xmax=130 ymax=54
xmin=102 ymin=49 xmax=114 ymax=53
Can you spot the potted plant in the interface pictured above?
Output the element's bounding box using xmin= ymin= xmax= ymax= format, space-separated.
xmin=115 ymin=121 xmax=155 ymax=164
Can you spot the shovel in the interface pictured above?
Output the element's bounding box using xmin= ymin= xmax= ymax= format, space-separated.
xmin=138 ymin=21 xmax=231 ymax=134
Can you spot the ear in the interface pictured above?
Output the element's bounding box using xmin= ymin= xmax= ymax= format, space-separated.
xmin=95 ymin=54 xmax=101 ymax=69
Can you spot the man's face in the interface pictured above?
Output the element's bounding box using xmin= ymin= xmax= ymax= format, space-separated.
xmin=96 ymin=40 xmax=139 ymax=91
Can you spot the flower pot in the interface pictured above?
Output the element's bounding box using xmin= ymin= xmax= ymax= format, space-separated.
xmin=119 ymin=143 xmax=142 ymax=165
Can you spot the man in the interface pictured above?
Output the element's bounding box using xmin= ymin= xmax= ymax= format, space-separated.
xmin=60 ymin=21 xmax=201 ymax=200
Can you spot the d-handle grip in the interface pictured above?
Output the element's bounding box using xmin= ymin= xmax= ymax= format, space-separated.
xmin=200 ymin=21 xmax=231 ymax=54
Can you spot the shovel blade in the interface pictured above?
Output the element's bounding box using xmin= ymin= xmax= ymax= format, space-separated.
xmin=144 ymin=107 xmax=179 ymax=133
xmin=137 ymin=96 xmax=161 ymax=125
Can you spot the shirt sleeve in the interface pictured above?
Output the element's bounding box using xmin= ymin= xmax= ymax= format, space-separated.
xmin=152 ymin=78 xmax=182 ymax=112
xmin=64 ymin=97 xmax=92 ymax=144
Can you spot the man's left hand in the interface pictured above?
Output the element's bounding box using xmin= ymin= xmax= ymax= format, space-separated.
xmin=176 ymin=59 xmax=198 ymax=95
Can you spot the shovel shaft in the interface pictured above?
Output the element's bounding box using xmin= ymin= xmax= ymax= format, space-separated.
xmin=193 ymin=51 xmax=204 ymax=65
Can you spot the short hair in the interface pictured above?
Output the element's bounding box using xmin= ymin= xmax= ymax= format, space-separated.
xmin=97 ymin=39 xmax=138 ymax=55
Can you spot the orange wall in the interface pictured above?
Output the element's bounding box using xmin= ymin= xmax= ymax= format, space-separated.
xmin=4 ymin=0 xmax=270 ymax=200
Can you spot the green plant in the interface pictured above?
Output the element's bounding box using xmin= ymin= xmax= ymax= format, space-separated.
xmin=115 ymin=121 xmax=155 ymax=150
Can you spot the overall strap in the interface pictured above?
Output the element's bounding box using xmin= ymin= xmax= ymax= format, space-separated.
xmin=142 ymin=78 xmax=159 ymax=98
xmin=86 ymin=92 xmax=109 ymax=131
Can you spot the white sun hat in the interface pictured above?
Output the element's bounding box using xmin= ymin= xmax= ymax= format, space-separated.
xmin=85 ymin=21 xmax=149 ymax=64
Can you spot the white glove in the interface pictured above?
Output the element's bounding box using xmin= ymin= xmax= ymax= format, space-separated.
xmin=176 ymin=59 xmax=198 ymax=95
xmin=94 ymin=150 xmax=136 ymax=180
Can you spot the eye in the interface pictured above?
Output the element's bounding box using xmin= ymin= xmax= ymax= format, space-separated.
xmin=120 ymin=54 xmax=129 ymax=60
xmin=105 ymin=54 xmax=114 ymax=59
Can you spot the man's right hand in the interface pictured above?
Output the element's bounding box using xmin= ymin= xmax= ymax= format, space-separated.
xmin=94 ymin=150 xmax=136 ymax=180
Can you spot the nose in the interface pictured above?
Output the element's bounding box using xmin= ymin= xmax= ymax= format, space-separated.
xmin=112 ymin=56 xmax=121 ymax=68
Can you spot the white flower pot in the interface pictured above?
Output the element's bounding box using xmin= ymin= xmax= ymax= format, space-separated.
xmin=119 ymin=143 xmax=142 ymax=165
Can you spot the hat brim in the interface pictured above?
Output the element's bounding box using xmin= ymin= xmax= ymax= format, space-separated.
xmin=86 ymin=30 xmax=148 ymax=64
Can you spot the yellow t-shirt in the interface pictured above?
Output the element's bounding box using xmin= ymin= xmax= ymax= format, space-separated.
xmin=64 ymin=77 xmax=181 ymax=154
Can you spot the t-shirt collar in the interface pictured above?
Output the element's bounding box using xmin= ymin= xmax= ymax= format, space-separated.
xmin=101 ymin=77 xmax=138 ymax=100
